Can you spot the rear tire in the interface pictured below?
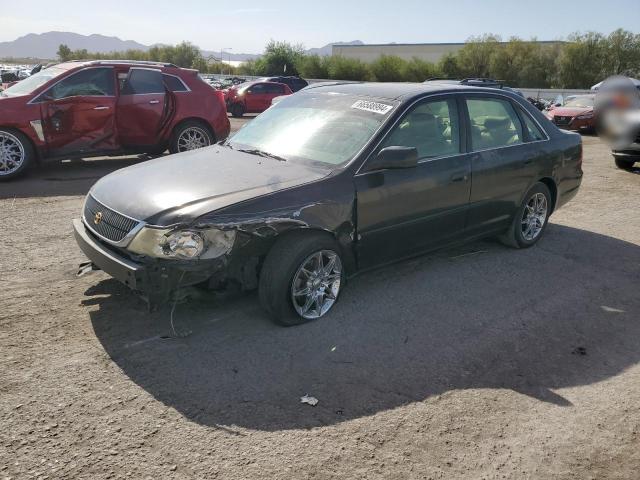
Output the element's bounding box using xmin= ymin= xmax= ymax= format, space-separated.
xmin=169 ymin=121 xmax=214 ymax=154
xmin=259 ymin=232 xmax=345 ymax=326
xmin=0 ymin=129 xmax=35 ymax=181
xmin=230 ymin=103 xmax=244 ymax=118
xmin=500 ymin=182 xmax=552 ymax=249
xmin=614 ymin=156 xmax=636 ymax=170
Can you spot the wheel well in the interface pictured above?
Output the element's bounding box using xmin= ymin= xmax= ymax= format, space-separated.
xmin=539 ymin=177 xmax=558 ymax=214
xmin=173 ymin=118 xmax=216 ymax=142
xmin=0 ymin=126 xmax=40 ymax=163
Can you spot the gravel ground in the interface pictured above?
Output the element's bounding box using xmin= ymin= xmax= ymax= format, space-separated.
xmin=1 ymin=130 xmax=639 ymax=480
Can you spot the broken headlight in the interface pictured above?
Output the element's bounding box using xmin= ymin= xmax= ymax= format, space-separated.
xmin=127 ymin=227 xmax=235 ymax=260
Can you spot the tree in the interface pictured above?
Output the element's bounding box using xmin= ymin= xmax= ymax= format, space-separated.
xmin=437 ymin=53 xmax=462 ymax=79
xmin=606 ymin=29 xmax=640 ymax=77
xmin=558 ymin=32 xmax=607 ymax=88
xmin=370 ymin=55 xmax=406 ymax=82
xmin=402 ymin=57 xmax=439 ymax=82
xmin=57 ymin=44 xmax=72 ymax=61
xmin=326 ymin=56 xmax=371 ymax=81
xmin=456 ymin=34 xmax=501 ymax=78
xmin=297 ymin=55 xmax=329 ymax=79
xmin=254 ymin=40 xmax=305 ymax=76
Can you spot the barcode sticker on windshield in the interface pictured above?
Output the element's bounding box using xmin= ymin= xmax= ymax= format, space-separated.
xmin=351 ymin=100 xmax=393 ymax=115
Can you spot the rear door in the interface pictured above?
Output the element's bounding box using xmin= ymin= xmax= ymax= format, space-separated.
xmin=116 ymin=68 xmax=167 ymax=147
xmin=355 ymin=95 xmax=472 ymax=268
xmin=39 ymin=67 xmax=117 ymax=156
xmin=463 ymin=94 xmax=538 ymax=235
xmin=265 ymin=83 xmax=286 ymax=106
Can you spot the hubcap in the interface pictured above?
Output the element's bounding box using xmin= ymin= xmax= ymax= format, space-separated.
xmin=521 ymin=192 xmax=548 ymax=241
xmin=0 ymin=131 xmax=25 ymax=176
xmin=291 ymin=250 xmax=342 ymax=320
xmin=177 ymin=127 xmax=210 ymax=152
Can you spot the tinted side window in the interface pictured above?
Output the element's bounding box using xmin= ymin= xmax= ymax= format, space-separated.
xmin=265 ymin=83 xmax=284 ymax=94
xmin=250 ymin=83 xmax=266 ymax=94
xmin=162 ymin=74 xmax=188 ymax=92
xmin=47 ymin=68 xmax=114 ymax=99
xmin=382 ymin=98 xmax=460 ymax=160
xmin=518 ymin=107 xmax=546 ymax=141
xmin=466 ymin=97 xmax=523 ymax=150
xmin=122 ymin=69 xmax=164 ymax=95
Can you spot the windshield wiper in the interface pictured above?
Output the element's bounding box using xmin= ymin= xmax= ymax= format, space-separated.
xmin=236 ymin=148 xmax=288 ymax=162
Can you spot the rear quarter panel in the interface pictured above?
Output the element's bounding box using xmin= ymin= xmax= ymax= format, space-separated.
xmin=516 ymin=98 xmax=583 ymax=211
xmin=168 ymin=70 xmax=230 ymax=141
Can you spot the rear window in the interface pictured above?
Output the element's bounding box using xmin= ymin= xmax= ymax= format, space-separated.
xmin=265 ymin=83 xmax=285 ymax=94
xmin=518 ymin=107 xmax=546 ymax=141
xmin=122 ymin=68 xmax=164 ymax=95
xmin=163 ymin=74 xmax=188 ymax=92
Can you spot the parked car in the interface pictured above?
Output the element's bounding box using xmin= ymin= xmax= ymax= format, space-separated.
xmin=226 ymin=81 xmax=293 ymax=117
xmin=0 ymin=60 xmax=230 ymax=180
xmin=74 ymin=82 xmax=582 ymax=325
xmin=258 ymin=76 xmax=309 ymax=92
xmin=544 ymin=95 xmax=596 ymax=131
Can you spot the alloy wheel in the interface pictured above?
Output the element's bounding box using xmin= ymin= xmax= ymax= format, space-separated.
xmin=291 ymin=250 xmax=342 ymax=320
xmin=177 ymin=127 xmax=210 ymax=152
xmin=521 ymin=192 xmax=548 ymax=241
xmin=0 ymin=131 xmax=25 ymax=176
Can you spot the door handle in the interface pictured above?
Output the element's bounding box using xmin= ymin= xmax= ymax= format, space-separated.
xmin=524 ymin=158 xmax=534 ymax=165
xmin=149 ymin=100 xmax=160 ymax=104
xmin=451 ymin=172 xmax=469 ymax=183
xmin=93 ymin=106 xmax=110 ymax=110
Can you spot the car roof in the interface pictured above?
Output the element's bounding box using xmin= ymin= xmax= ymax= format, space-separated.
xmin=301 ymin=81 xmax=520 ymax=101
xmin=59 ymin=60 xmax=180 ymax=69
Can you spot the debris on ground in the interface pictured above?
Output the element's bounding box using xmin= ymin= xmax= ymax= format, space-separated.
xmin=300 ymin=395 xmax=319 ymax=407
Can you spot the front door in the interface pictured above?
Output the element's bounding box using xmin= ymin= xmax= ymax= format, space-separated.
xmin=116 ymin=68 xmax=167 ymax=147
xmin=355 ymin=96 xmax=472 ymax=269
xmin=40 ymin=67 xmax=117 ymax=156
xmin=245 ymin=83 xmax=268 ymax=112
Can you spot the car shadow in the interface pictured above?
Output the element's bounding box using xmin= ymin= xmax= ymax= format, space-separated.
xmin=87 ymin=224 xmax=640 ymax=431
xmin=0 ymin=155 xmax=157 ymax=199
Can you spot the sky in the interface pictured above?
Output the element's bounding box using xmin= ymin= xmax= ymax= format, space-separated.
xmin=2 ymin=0 xmax=639 ymax=53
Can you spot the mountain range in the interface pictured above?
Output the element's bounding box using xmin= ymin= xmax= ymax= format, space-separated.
xmin=0 ymin=31 xmax=364 ymax=61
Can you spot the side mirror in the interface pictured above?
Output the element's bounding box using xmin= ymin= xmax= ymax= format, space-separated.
xmin=365 ymin=146 xmax=418 ymax=172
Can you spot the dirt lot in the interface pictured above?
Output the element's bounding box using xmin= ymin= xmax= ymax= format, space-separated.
xmin=1 ymin=129 xmax=639 ymax=479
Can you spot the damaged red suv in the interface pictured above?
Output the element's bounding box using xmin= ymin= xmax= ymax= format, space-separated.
xmin=0 ymin=60 xmax=230 ymax=180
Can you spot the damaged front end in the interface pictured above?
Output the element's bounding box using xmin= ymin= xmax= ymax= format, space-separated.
xmin=73 ymin=218 xmax=235 ymax=308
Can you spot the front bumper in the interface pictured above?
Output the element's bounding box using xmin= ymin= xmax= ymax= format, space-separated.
xmin=74 ymin=218 xmax=144 ymax=290
xmin=552 ymin=116 xmax=594 ymax=130
xmin=73 ymin=219 xmax=222 ymax=304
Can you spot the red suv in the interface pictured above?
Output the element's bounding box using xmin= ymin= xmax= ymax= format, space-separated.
xmin=226 ymin=81 xmax=292 ymax=117
xmin=0 ymin=60 xmax=230 ymax=180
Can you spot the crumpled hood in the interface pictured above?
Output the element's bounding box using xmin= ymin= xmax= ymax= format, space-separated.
xmin=89 ymin=145 xmax=329 ymax=226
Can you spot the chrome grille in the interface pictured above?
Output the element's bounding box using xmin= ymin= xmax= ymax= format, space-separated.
xmin=554 ymin=116 xmax=572 ymax=126
xmin=83 ymin=195 xmax=139 ymax=243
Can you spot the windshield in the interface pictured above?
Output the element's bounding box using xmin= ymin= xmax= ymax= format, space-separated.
xmin=564 ymin=96 xmax=595 ymax=108
xmin=1 ymin=66 xmax=67 ymax=97
xmin=227 ymin=93 xmax=397 ymax=167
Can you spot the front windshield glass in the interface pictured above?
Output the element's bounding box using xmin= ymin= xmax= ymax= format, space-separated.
xmin=227 ymin=93 xmax=397 ymax=167
xmin=564 ymin=96 xmax=595 ymax=108
xmin=2 ymin=66 xmax=67 ymax=97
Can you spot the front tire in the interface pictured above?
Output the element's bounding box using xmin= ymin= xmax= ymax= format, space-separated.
xmin=169 ymin=121 xmax=213 ymax=154
xmin=259 ymin=232 xmax=345 ymax=326
xmin=230 ymin=103 xmax=244 ymax=118
xmin=0 ymin=129 xmax=35 ymax=181
xmin=614 ymin=156 xmax=636 ymax=170
xmin=501 ymin=182 xmax=552 ymax=249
